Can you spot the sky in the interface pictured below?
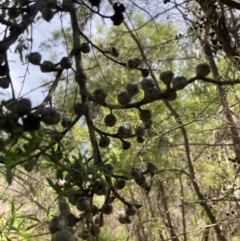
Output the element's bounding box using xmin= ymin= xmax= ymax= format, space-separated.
xmin=0 ymin=0 xmax=179 ymax=107
xmin=1 ymin=13 xmax=67 ymax=106
xmin=1 ymin=0 xmax=115 ymax=107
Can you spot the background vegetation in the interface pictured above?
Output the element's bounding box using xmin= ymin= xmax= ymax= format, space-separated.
xmin=1 ymin=0 xmax=240 ymax=240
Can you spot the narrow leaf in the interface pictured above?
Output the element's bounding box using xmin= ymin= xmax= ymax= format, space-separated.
xmin=6 ymin=168 xmax=12 ymax=185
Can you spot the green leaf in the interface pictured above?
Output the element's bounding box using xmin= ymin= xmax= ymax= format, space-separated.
xmin=138 ymin=89 xmax=144 ymax=100
xmin=47 ymin=178 xmax=61 ymax=192
xmin=5 ymin=236 xmax=11 ymax=241
xmin=14 ymin=203 xmax=25 ymax=213
xmin=22 ymin=134 xmax=42 ymax=157
xmin=3 ymin=149 xmax=18 ymax=160
xmin=108 ymin=92 xmax=118 ymax=104
xmin=9 ymin=216 xmax=15 ymax=226
xmin=7 ymin=225 xmax=19 ymax=232
xmin=15 ymin=214 xmax=40 ymax=223
xmin=72 ymin=154 xmax=83 ymax=165
xmin=6 ymin=168 xmax=13 ymax=185
xmin=195 ymin=96 xmax=200 ymax=104
xmin=19 ymin=232 xmax=30 ymax=238
xmin=16 ymin=219 xmax=25 ymax=228
xmin=114 ymin=169 xmax=132 ymax=179
xmin=10 ymin=198 xmax=15 ymax=215
xmin=56 ymin=169 xmax=63 ymax=180
xmin=194 ymin=215 xmax=199 ymax=226
xmin=25 ymin=223 xmax=41 ymax=231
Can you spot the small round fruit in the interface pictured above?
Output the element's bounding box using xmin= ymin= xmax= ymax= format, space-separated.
xmin=73 ymin=103 xmax=86 ymax=116
xmin=126 ymin=83 xmax=139 ymax=97
xmin=93 ymin=179 xmax=109 ymax=196
xmin=195 ymin=63 xmax=211 ymax=77
xmin=172 ymin=76 xmax=188 ymax=90
xmin=83 ymin=210 xmax=93 ymax=223
xmin=61 ymin=117 xmax=71 ymax=128
xmin=76 ymin=196 xmax=91 ymax=211
xmin=4 ymin=99 xmax=15 ymax=111
xmin=146 ymin=161 xmax=158 ymax=175
xmin=99 ymin=136 xmax=110 ymax=148
xmin=46 ymin=0 xmax=57 ymax=8
xmin=93 ymin=88 xmax=107 ymax=103
xmin=160 ymin=70 xmax=174 ymax=85
xmin=58 ymin=197 xmax=70 ymax=214
xmin=117 ymin=126 xmax=127 ymax=137
xmin=103 ymin=163 xmax=114 ymax=174
xmin=91 ymin=204 xmax=100 ymax=216
xmin=75 ymin=72 xmax=87 ymax=84
xmin=17 ymin=98 xmax=32 ymax=116
xmin=48 ymin=216 xmax=65 ymax=235
xmin=50 ymin=130 xmax=62 ymax=142
xmin=144 ymin=119 xmax=153 ymax=128
xmin=60 ymin=57 xmax=73 ymax=69
xmin=65 ymin=213 xmax=79 ymax=228
xmin=143 ymin=87 xmax=160 ymax=102
xmin=139 ymin=109 xmax=152 ymax=122
xmin=22 ymin=160 xmax=36 ymax=172
xmin=114 ymin=178 xmax=126 ymax=190
xmin=125 ymin=128 xmax=132 ymax=136
xmin=118 ymin=214 xmax=131 ymax=224
xmin=93 ymin=186 xmax=108 ymax=196
xmin=90 ymin=225 xmax=100 ymax=237
xmin=127 ymin=59 xmax=136 ymax=69
xmin=80 ymin=43 xmax=91 ymax=54
xmin=0 ymin=64 xmax=7 ymax=76
xmin=0 ymin=77 xmax=10 ymax=89
xmin=104 ymin=113 xmax=117 ymax=127
xmin=6 ymin=98 xmax=32 ymax=116
xmin=129 ymin=167 xmax=142 ymax=179
xmin=141 ymin=69 xmax=149 ymax=78
xmin=22 ymin=113 xmax=41 ymax=131
xmin=79 ymin=229 xmax=90 ymax=240
xmin=62 ymin=0 xmax=74 ymax=11
xmin=135 ymin=175 xmax=147 ymax=187
xmin=166 ymin=91 xmax=177 ymax=101
xmin=2 ymin=112 xmax=18 ymax=129
xmin=41 ymin=7 xmax=54 ymax=22
xmin=94 ymin=215 xmax=104 ymax=227
xmin=0 ymin=55 xmax=5 ymax=65
xmin=136 ymin=136 xmax=145 ymax=143
xmin=132 ymin=200 xmax=143 ymax=209
xmin=117 ymin=91 xmax=131 ymax=105
xmin=27 ymin=52 xmax=42 ymax=65
xmin=135 ymin=126 xmax=145 ymax=137
xmin=40 ymin=60 xmax=55 ymax=72
xmin=102 ymin=203 xmax=113 ymax=215
xmin=132 ymin=58 xmax=141 ymax=67
xmin=41 ymin=107 xmax=61 ymax=125
xmin=107 ymin=194 xmax=116 ymax=204
xmin=141 ymin=78 xmax=155 ymax=90
xmin=8 ymin=8 xmax=20 ymax=18
xmin=52 ymin=228 xmax=75 ymax=241
xmin=126 ymin=206 xmax=137 ymax=216
xmin=110 ymin=47 xmax=119 ymax=57
xmin=122 ymin=140 xmax=131 ymax=150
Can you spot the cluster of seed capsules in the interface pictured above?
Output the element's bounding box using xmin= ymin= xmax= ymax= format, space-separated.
xmin=0 ymin=46 xmax=211 ymax=160
xmin=0 ymin=52 xmax=10 ymax=89
xmin=92 ymin=62 xmax=211 ymax=150
xmin=8 ymin=44 xmax=211 ymax=241
xmin=37 ymin=0 xmax=125 ymax=26
xmin=48 ymin=161 xmax=158 ymax=241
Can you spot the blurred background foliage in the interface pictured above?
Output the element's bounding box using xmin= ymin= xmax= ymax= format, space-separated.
xmin=1 ymin=0 xmax=240 ymax=241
